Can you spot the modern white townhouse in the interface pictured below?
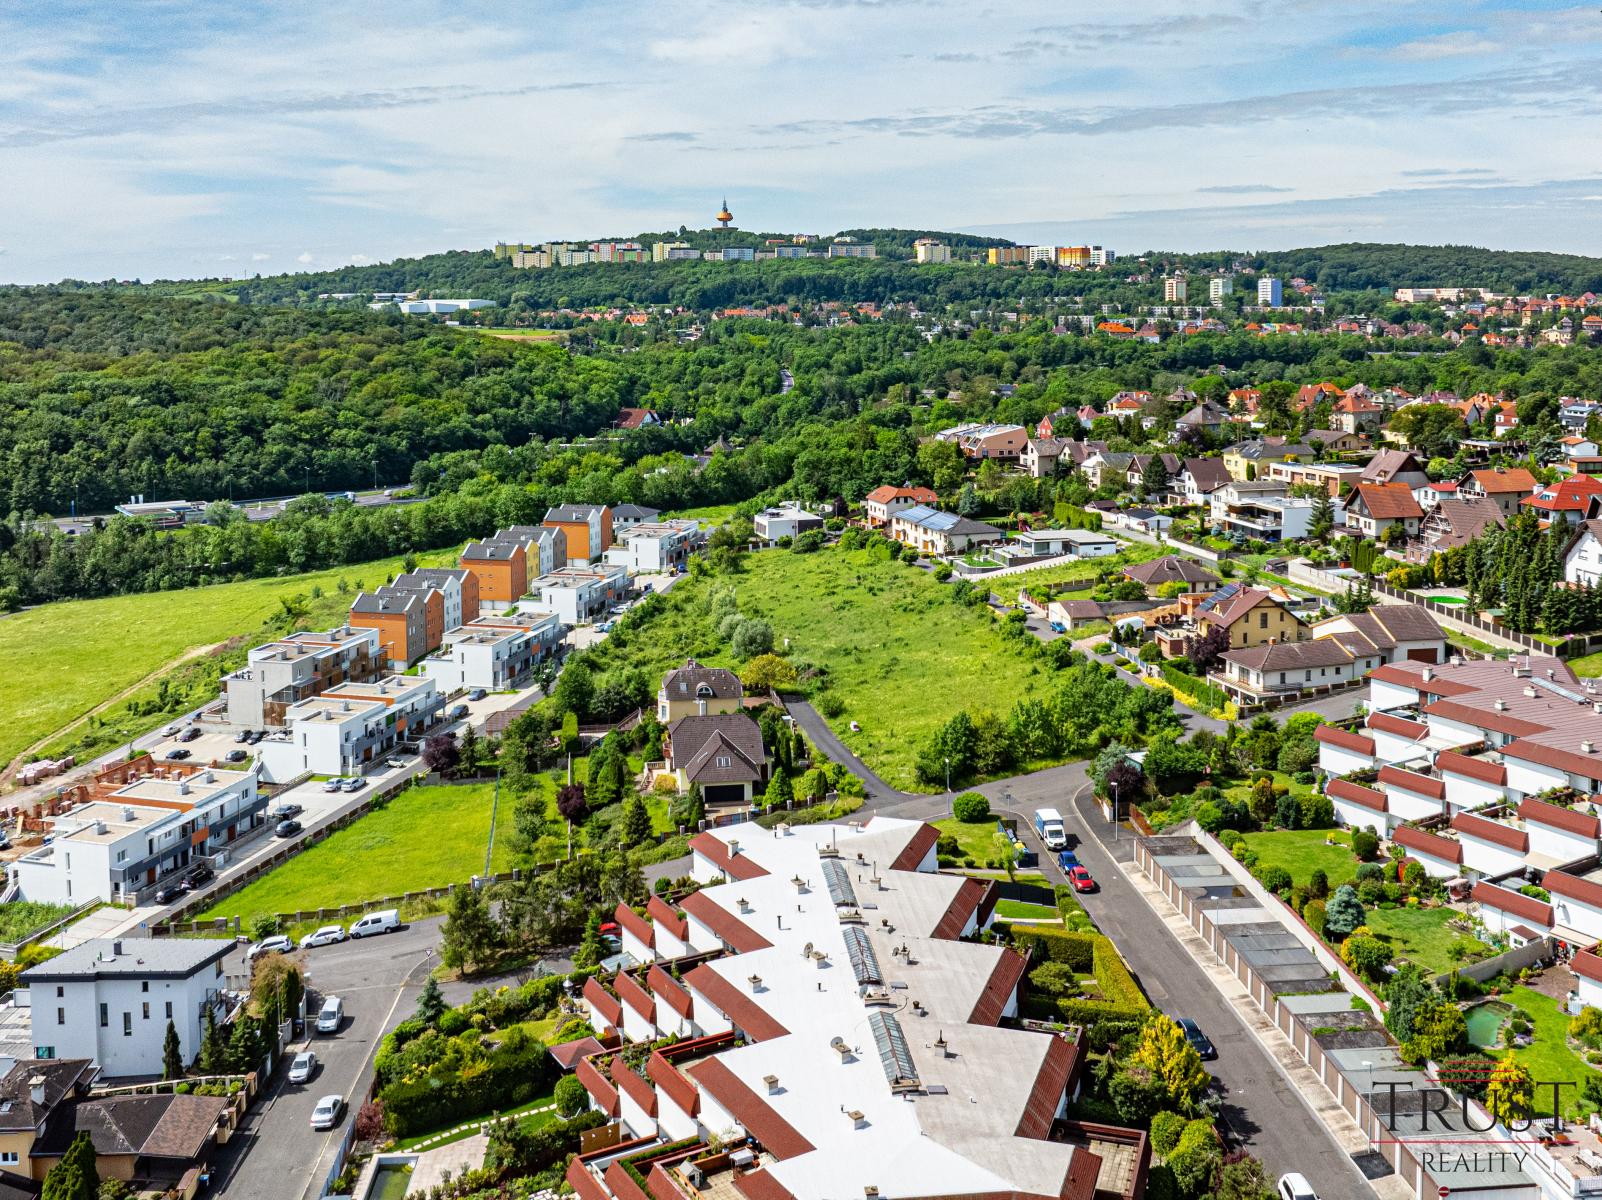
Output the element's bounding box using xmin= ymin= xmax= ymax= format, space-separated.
xmin=217 ymin=626 xmax=382 ymax=730
xmin=533 ymin=564 xmax=630 ymax=625
xmin=421 ymin=612 xmax=563 ymax=693
xmin=256 ymin=674 xmax=444 ymax=780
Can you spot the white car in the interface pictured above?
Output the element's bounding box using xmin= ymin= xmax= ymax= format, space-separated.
xmin=287 ymin=1051 xmax=316 ymax=1085
xmin=162 ymin=724 xmax=181 ymax=737
xmin=1278 ymin=1174 xmax=1319 ymax=1200
xmin=246 ymin=935 xmax=294 ymax=963
xmin=299 ymin=925 xmax=345 ymax=949
xmin=322 ymin=778 xmax=345 ymax=793
xmin=310 ymin=1094 xmax=344 ymax=1130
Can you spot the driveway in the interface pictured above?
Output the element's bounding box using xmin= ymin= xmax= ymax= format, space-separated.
xmin=785 ymin=698 xmax=903 ymax=803
xmin=207 ymin=919 xmax=442 ymax=1200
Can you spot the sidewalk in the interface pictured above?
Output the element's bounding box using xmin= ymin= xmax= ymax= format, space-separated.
xmin=1115 ymin=854 xmax=1412 ymax=1200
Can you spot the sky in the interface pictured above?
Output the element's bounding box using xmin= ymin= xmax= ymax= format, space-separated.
xmin=4 ymin=0 xmax=1602 ymax=284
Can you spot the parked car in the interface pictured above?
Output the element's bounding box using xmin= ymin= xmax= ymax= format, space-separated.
xmin=449 ymin=704 xmax=469 ymax=720
xmin=1067 ymin=865 xmax=1096 ymax=893
xmin=385 ymin=757 xmax=408 ymax=769
xmin=316 ymin=996 xmax=344 ymax=1034
xmin=1176 ymin=1017 xmax=1216 ymax=1060
xmin=1057 ymin=849 xmax=1079 ymax=871
xmin=322 ymin=778 xmax=344 ymax=793
xmin=341 ymin=777 xmax=365 ymax=793
xmin=1277 ymin=1175 xmax=1318 ymax=1200
xmin=153 ymin=883 xmax=183 ymax=905
xmin=246 ymin=935 xmax=294 ymax=963
xmin=275 ymin=819 xmax=302 ymax=838
xmin=162 ymin=724 xmax=182 ymax=737
xmin=234 ymin=730 xmax=252 ymax=743
xmin=225 ymin=749 xmax=248 ymax=763
xmin=287 ymin=1051 xmax=317 ymax=1085
xmin=179 ymin=727 xmax=202 ymax=743
xmin=164 ymin=748 xmax=191 ymax=761
xmin=310 ymin=1094 xmax=344 ymax=1131
xmin=468 ymin=688 xmax=486 ymax=702
xmin=300 ymin=925 xmax=346 ymax=949
xmin=186 ymin=864 xmax=215 ymax=888
xmin=595 ymin=621 xmax=613 ymax=633
xmin=348 ymin=909 xmax=400 ymax=938
xmin=272 ymin=803 xmax=303 ymax=820
xmin=246 ymin=730 xmax=264 ymax=745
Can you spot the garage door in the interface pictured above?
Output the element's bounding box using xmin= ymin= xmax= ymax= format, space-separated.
xmin=705 ymin=784 xmax=746 ymax=807
xmin=1406 ymin=647 xmax=1441 ymax=664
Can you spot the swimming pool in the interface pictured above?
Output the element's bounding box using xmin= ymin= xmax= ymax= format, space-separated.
xmin=1465 ymin=999 xmax=1514 ymax=1048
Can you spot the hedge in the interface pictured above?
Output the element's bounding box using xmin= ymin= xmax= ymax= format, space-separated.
xmin=381 ymin=1038 xmax=556 ymax=1138
xmin=1004 ymin=924 xmax=1150 ymax=1021
xmin=621 ymin=1138 xmax=704 ymax=1192
xmin=1009 ymin=925 xmax=1095 ymax=972
xmin=1159 ymin=663 xmax=1228 ymax=711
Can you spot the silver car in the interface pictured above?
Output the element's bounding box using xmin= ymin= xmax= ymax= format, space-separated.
xmin=299 ymin=925 xmax=345 ymax=949
xmin=310 ymin=1094 xmax=344 ymax=1130
xmin=287 ymin=1051 xmax=316 ymax=1085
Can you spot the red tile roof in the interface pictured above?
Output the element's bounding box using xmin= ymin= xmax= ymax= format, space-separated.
xmin=1573 ymin=948 xmax=1602 ymax=984
xmin=1368 ymin=712 xmax=1429 ymax=739
xmin=682 ymin=964 xmax=790 ymax=1042
xmin=933 ymin=877 xmax=994 ymax=939
xmin=1471 ymin=881 xmax=1552 ymax=927
xmin=1370 ymin=663 xmax=1478 ymax=696
xmin=1543 ymin=871 xmax=1602 ymax=911
xmin=1016 ymin=1033 xmax=1078 ymax=1139
xmin=1451 ymin=811 xmax=1529 ymax=851
xmin=679 ymin=891 xmax=773 ymax=954
xmin=615 ymin=970 xmax=656 ymax=1023
xmin=1393 ymin=825 xmax=1463 ymax=864
xmin=647 ymin=965 xmax=695 ymax=1020
xmin=575 ymin=1054 xmax=620 ymax=1117
xmin=1327 ymin=778 xmax=1387 ymax=812
xmin=1501 ymin=738 xmax=1602 ymax=782
xmin=1378 ymin=765 xmax=1446 ymax=800
xmin=689 ymin=833 xmax=770 ymax=882
xmin=1352 ymin=482 xmax=1424 ymax=520
xmin=647 ymin=895 xmax=688 ymax=941
xmin=1518 ymin=798 xmax=1600 ymax=838
xmin=732 ymin=1170 xmax=798 ymax=1200
xmin=1424 ymin=699 xmax=1549 ymax=738
xmin=582 ymin=976 xmax=622 ymax=1029
xmin=609 ymin=1056 xmax=658 ymax=1117
xmin=1315 ymin=725 xmax=1375 ymax=755
xmin=647 ymin=1051 xmax=699 ymax=1118
xmin=614 ymin=903 xmax=654 ymax=949
xmin=1434 ymin=751 xmax=1506 ymax=786
xmin=684 ymin=1057 xmax=816 ymax=1160
xmin=889 ymin=822 xmax=942 ymax=872
xmin=1470 ymin=467 xmax=1538 ymax=495
xmin=969 ymin=948 xmax=1028 ymax=1025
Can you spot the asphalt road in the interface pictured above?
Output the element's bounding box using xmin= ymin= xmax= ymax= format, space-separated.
xmin=210 ymin=919 xmax=442 ymax=1200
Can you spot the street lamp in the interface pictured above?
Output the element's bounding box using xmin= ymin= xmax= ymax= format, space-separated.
xmin=1111 ymin=781 xmax=1119 ymax=842
xmin=945 ymin=757 xmax=951 ymax=796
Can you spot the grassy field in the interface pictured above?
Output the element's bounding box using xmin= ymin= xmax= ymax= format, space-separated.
xmin=733 ymin=549 xmax=1062 ymax=790
xmin=934 ymin=817 xmax=1010 ymax=866
xmin=1008 ymin=542 xmax=1165 ymax=590
xmin=1238 ymin=829 xmax=1358 ymax=890
xmin=1571 ymin=651 xmax=1602 ymax=678
xmin=993 ymin=899 xmax=1061 ymax=920
xmin=0 ymin=550 xmax=452 ymax=772
xmin=194 ymin=782 xmax=516 ymax=926
xmin=668 ymin=503 xmax=740 ymax=525
xmin=0 ymin=901 xmax=78 ymax=943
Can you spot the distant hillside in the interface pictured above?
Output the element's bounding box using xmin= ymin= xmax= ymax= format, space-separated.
xmin=1244 ymin=243 xmax=1602 ymax=295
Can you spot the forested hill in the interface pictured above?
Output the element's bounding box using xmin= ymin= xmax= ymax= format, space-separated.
xmin=1243 ymin=243 xmax=1602 ymax=295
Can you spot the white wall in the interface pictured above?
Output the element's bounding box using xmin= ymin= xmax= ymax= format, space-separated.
xmin=1407 ymin=850 xmax=1461 ymax=881
xmin=618 ymin=1086 xmax=655 ymax=1140
xmin=1458 ymin=833 xmax=1528 ymax=878
xmin=1385 ymin=788 xmax=1444 ymax=822
xmin=654 ymin=925 xmax=688 ymax=960
xmin=1373 ymin=729 xmax=1430 ymax=764
xmin=621 ymin=928 xmax=653 ymax=965
xmin=1427 ymin=715 xmax=1491 ymax=749
xmin=1333 ymin=801 xmax=1394 ymax=837
xmin=1580 ymin=973 xmax=1602 ymax=1010
xmin=1478 ymin=902 xmax=1545 ymax=936
xmin=620 ymin=999 xmax=655 ymax=1045
xmin=1319 ymin=744 xmax=1374 ymax=777
xmin=1370 ymin=678 xmax=1421 ymax=711
xmin=657 ymin=1088 xmax=698 ymax=1141
xmin=1528 ymin=824 xmax=1597 ymax=865
xmin=1506 ymin=757 xmax=1570 ymax=800
xmin=685 ymin=982 xmax=733 ymax=1038
xmin=36 ymin=968 xmax=221 ymax=1078
xmin=683 ymin=912 xmax=724 ymax=956
xmin=1552 ymin=895 xmax=1602 ymax=942
xmin=1440 ymin=771 xmax=1506 ymax=813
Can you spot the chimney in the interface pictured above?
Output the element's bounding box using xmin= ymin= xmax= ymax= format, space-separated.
xmin=748 ymin=974 xmax=763 ymax=993
xmin=935 ymin=1031 xmax=950 ymax=1057
xmin=177 ymin=780 xmax=190 ymax=796
xmin=29 ymin=1078 xmax=46 ymax=1107
xmin=848 ymin=1110 xmax=867 ymax=1130
xmin=93 ymin=820 xmax=106 ymax=835
xmin=1421 ymin=667 xmax=1434 ymax=682
xmin=1524 ymin=686 xmax=1538 ymax=698
xmin=737 ymin=897 xmax=751 ymax=914
xmin=830 ymin=1037 xmax=852 ymax=1062
xmin=728 ymin=839 xmax=740 ymax=857
xmin=764 ymin=1074 xmax=780 ymax=1095
xmin=1494 ymin=699 xmax=1506 ymax=711
xmin=1586 ymin=742 xmax=1596 ymax=755
xmin=112 ymin=940 xmax=123 ymax=957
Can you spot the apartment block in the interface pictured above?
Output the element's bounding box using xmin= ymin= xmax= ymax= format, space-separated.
xmin=258 ymin=675 xmax=444 ymax=780
xmin=391 ymin=567 xmax=479 ymax=629
xmin=348 ymin=586 xmax=437 ymax=668
xmin=534 ymin=563 xmax=629 ymax=625
xmin=421 ymin=612 xmax=563 ymax=693
xmin=912 ymin=238 xmax=951 ymax=264
xmin=543 ymin=505 xmax=614 ymax=566
xmin=604 ymin=521 xmax=697 ymax=573
xmin=218 ymin=626 xmax=381 ymax=730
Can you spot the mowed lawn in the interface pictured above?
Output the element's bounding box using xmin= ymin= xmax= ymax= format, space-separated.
xmin=1239 ymin=830 xmax=1358 ymax=890
xmin=1362 ymin=905 xmax=1480 ymax=974
xmin=734 ymin=549 xmax=1058 ymax=791
xmin=1506 ymin=986 xmax=1597 ymax=1118
xmin=0 ymin=550 xmax=443 ymax=768
xmin=194 ymin=782 xmax=516 ymax=925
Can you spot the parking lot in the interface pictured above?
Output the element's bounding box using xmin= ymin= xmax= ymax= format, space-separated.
xmin=208 ymin=919 xmax=441 ymax=1200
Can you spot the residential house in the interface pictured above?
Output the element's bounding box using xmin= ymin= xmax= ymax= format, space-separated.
xmin=1198 ymin=585 xmax=1305 ymax=649
xmin=1047 ymin=598 xmax=1114 ymax=630
xmin=21 ymin=938 xmax=231 ymax=1079
xmin=259 ymin=675 xmax=443 ymax=781
xmin=1124 ymin=556 xmax=1218 ymax=591
xmin=1294 ymin=381 xmax=1343 ymax=411
xmin=219 ymin=625 xmax=381 ymax=731
xmin=1522 ymin=475 xmax=1602 ymax=527
xmin=1215 ymin=638 xmax=1383 ymax=708
xmin=534 ymin=564 xmax=630 ymax=625
xmin=1344 ymin=482 xmax=1423 ymax=540
xmin=1213 ymin=488 xmax=1340 ymax=542
xmin=1127 ymin=453 xmax=1182 ymax=495
xmin=610 ymin=504 xmax=662 ymax=531
xmin=543 ymin=504 xmax=615 ymax=566
xmin=888 ymin=505 xmax=1004 ymax=556
xmin=1169 ymin=457 xmax=1233 ymax=506
xmin=28 ymin=1089 xmax=230 ymax=1189
xmin=1306 ymin=606 xmax=1447 ymax=665
xmin=1106 ymin=507 xmax=1173 ymax=535
xmin=390 ymin=567 xmax=478 ymax=629
xmin=1021 ymin=438 xmax=1070 ymax=478
xmin=460 ymin=537 xmax=530 ymax=608
xmin=1266 ymin=460 xmax=1363 ymax=496
xmin=0 ymin=1057 xmax=97 ymax=1184
xmin=1413 ymin=481 xmax=1459 ymax=512
xmin=1330 ymin=392 xmax=1383 ymax=434
xmin=487 ymin=525 xmax=566 ymax=577
xmin=1414 ymin=498 xmax=1505 ymax=557
xmin=1221 ymin=439 xmax=1313 ymax=482
xmin=1562 ymin=435 xmax=1601 ymax=459
xmin=1227 ymin=386 xmax=1261 ymax=413
xmin=1173 ymin=401 xmax=1229 ymax=438
xmin=1564 ymin=517 xmax=1602 ymax=586
xmin=348 ymin=586 xmax=436 ymax=668
xmin=421 ymin=612 xmax=563 ymax=693
xmin=991 ymin=529 xmax=1118 ymax=565
xmin=1034 ymin=407 xmax=1073 ymax=438
xmin=938 ymin=423 xmax=1029 ymax=463
xmin=1081 ymin=450 xmax=1132 ymax=489
xmin=605 ymin=521 xmax=697 ymax=573
xmin=753 ymin=502 xmax=824 ymax=542
xmin=1359 ymin=450 xmax=1431 ymax=490
xmin=663 ymin=712 xmax=767 ymax=807
xmin=1458 ymin=467 xmax=1537 ymax=518
xmin=1105 ymin=390 xmax=1153 ymax=420
xmin=1304 ymin=429 xmax=1367 ymax=455
xmin=862 ymin=485 xmax=938 ymax=528
xmin=614 ymin=408 xmax=660 ymax=430
xmin=658 ymin=661 xmax=743 ymax=724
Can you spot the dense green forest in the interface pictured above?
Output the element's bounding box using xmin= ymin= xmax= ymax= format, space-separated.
xmin=5 ymin=284 xmax=1602 ymax=609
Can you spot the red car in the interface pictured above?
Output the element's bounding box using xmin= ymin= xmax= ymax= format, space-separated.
xmin=1068 ymin=865 xmax=1096 ymax=893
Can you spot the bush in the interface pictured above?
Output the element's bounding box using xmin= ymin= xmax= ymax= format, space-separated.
xmin=381 ymin=1032 xmax=556 ymax=1138
xmin=1254 ymin=865 xmax=1292 ymax=894
xmin=1302 ymin=900 xmax=1326 ymax=933
xmin=1150 ymin=1110 xmax=1189 ymax=1157
xmin=1307 ymin=869 xmax=1329 ymax=899
xmin=1352 ymin=829 xmax=1380 ymax=861
xmin=554 ymin=1074 xmax=588 ymax=1118
xmin=952 ymin=792 xmax=991 ymax=823
xmin=816 ymin=693 xmax=845 ymax=718
xmin=1355 ymin=862 xmax=1384 ymax=883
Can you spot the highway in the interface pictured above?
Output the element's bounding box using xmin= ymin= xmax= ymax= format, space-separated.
xmin=50 ymin=484 xmax=422 ymax=535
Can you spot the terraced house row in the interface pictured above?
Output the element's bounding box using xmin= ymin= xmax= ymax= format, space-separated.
xmin=1315 ymin=653 xmax=1602 ymax=1006
xmin=563 ymin=819 xmax=1149 ymax=1200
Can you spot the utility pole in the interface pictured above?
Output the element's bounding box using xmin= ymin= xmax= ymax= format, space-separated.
xmin=482 ymin=766 xmax=501 ymax=881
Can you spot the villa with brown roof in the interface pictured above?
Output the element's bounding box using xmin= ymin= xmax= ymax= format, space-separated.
xmin=1345 ymin=482 xmax=1423 ymax=540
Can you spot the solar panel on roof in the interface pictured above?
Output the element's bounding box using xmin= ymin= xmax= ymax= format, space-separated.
xmin=841 ymin=925 xmax=882 ymax=987
xmin=868 ymin=1011 xmax=919 ymax=1092
xmin=821 ymin=857 xmax=858 ymax=908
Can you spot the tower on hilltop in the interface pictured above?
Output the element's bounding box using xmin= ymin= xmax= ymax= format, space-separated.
xmin=716 ymin=197 xmax=734 ymax=229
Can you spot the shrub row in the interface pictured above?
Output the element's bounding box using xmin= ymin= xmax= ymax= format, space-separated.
xmin=1159 ymin=662 xmax=1228 ymax=711
xmin=381 ymin=1038 xmax=556 ymax=1138
xmin=1005 ymin=924 xmax=1149 ymax=1016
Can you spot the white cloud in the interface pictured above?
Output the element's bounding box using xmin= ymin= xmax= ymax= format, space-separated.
xmin=1385 ymin=30 xmax=1499 ymax=60
xmin=296 ymin=252 xmax=315 ymax=264
xmin=251 ymin=252 xmax=271 ymax=261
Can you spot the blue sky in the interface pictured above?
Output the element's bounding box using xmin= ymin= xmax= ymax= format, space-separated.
xmin=3 ymin=1 xmax=1601 ymax=283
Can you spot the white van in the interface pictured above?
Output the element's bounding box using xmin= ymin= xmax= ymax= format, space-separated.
xmin=316 ymin=996 xmax=343 ymax=1034
xmin=348 ymin=909 xmax=400 ymax=938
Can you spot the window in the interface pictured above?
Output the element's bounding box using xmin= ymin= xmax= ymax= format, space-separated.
xmin=142 ymin=1003 xmax=150 ymax=1020
xmin=0 ymin=1152 xmax=17 ymax=1165
xmin=1259 ymin=612 xmax=1269 ymax=629
xmin=57 ymin=1008 xmax=65 ymax=1026
xmin=122 ymin=1013 xmax=132 ymax=1036
xmin=34 ymin=1047 xmax=54 ymax=1060
xmin=56 ymin=986 xmax=63 ymax=998
xmin=116 ymin=850 xmax=126 ymax=863
xmin=99 ymin=1004 xmax=107 ymax=1028
xmin=165 ymin=1001 xmax=173 ymax=1020
xmin=141 ymin=981 xmax=149 ymax=993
